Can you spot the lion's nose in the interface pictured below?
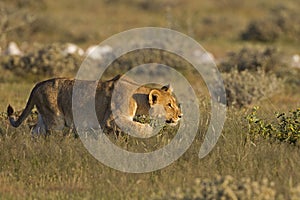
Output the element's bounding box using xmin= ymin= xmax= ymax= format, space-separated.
xmin=178 ymin=113 xmax=183 ymax=118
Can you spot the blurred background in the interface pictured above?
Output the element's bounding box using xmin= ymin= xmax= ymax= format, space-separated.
xmin=1 ymin=0 xmax=300 ymax=53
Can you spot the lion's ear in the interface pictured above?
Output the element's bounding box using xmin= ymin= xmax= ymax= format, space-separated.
xmin=161 ymin=84 xmax=172 ymax=93
xmin=149 ymin=89 xmax=160 ymax=106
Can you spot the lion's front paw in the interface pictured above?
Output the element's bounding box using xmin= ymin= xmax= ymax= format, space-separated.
xmin=143 ymin=124 xmax=154 ymax=137
xmin=126 ymin=123 xmax=155 ymax=138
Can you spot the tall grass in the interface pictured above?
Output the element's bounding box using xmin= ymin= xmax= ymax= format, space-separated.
xmin=1 ymin=0 xmax=300 ymax=199
xmin=1 ymin=98 xmax=300 ymax=199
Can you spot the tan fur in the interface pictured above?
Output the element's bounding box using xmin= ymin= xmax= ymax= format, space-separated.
xmin=7 ymin=75 xmax=182 ymax=135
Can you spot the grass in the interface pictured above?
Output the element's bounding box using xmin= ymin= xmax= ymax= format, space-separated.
xmin=1 ymin=0 xmax=300 ymax=199
xmin=0 ymin=87 xmax=299 ymax=199
xmin=0 ymin=82 xmax=33 ymax=112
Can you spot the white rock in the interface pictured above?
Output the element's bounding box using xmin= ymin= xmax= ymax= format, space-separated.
xmin=63 ymin=43 xmax=84 ymax=56
xmin=292 ymin=54 xmax=300 ymax=63
xmin=85 ymin=45 xmax=113 ymax=60
xmin=5 ymin=41 xmax=23 ymax=56
xmin=291 ymin=54 xmax=300 ymax=68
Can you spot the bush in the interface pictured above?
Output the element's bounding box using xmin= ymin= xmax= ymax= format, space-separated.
xmin=104 ymin=48 xmax=196 ymax=77
xmin=241 ymin=5 xmax=300 ymax=42
xmin=222 ymin=69 xmax=283 ymax=107
xmin=0 ymin=43 xmax=82 ymax=78
xmin=241 ymin=19 xmax=281 ymax=42
xmin=219 ymin=47 xmax=300 ymax=94
xmin=246 ymin=107 xmax=300 ymax=144
xmin=219 ymin=47 xmax=287 ymax=107
xmin=219 ymin=47 xmax=280 ymax=73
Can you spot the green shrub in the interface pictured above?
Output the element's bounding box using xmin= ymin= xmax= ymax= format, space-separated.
xmin=246 ymin=107 xmax=300 ymax=144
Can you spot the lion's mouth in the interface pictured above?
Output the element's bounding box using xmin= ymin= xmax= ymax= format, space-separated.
xmin=166 ymin=119 xmax=179 ymax=125
xmin=166 ymin=119 xmax=173 ymax=123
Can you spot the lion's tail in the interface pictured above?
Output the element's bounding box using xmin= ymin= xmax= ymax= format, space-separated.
xmin=7 ymin=88 xmax=36 ymax=128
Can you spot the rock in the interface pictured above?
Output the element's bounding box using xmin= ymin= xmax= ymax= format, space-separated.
xmin=62 ymin=43 xmax=84 ymax=56
xmin=291 ymin=54 xmax=300 ymax=68
xmin=4 ymin=42 xmax=23 ymax=56
xmin=85 ymin=45 xmax=113 ymax=60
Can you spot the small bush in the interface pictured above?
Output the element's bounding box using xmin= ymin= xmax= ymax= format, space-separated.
xmin=241 ymin=5 xmax=300 ymax=42
xmin=241 ymin=19 xmax=281 ymax=42
xmin=222 ymin=69 xmax=283 ymax=107
xmin=219 ymin=47 xmax=280 ymax=73
xmin=0 ymin=43 xmax=82 ymax=78
xmin=104 ymin=0 xmax=178 ymax=11
xmin=219 ymin=47 xmax=300 ymax=93
xmin=219 ymin=47 xmax=287 ymax=107
xmin=104 ymin=48 xmax=195 ymax=77
xmin=246 ymin=107 xmax=300 ymax=144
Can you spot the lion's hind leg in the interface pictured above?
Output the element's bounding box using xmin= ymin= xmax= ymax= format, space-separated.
xmin=42 ymin=114 xmax=66 ymax=133
xmin=31 ymin=114 xmax=46 ymax=135
xmin=31 ymin=113 xmax=65 ymax=135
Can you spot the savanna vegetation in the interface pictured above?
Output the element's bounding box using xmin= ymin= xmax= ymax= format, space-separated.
xmin=0 ymin=0 xmax=300 ymax=199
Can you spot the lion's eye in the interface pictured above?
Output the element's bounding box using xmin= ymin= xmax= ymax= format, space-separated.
xmin=168 ymin=103 xmax=172 ymax=108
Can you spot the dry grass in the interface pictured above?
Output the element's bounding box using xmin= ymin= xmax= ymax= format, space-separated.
xmin=1 ymin=0 xmax=300 ymax=199
xmin=0 ymin=86 xmax=299 ymax=199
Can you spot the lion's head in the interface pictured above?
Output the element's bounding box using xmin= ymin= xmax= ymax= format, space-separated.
xmin=148 ymin=85 xmax=182 ymax=125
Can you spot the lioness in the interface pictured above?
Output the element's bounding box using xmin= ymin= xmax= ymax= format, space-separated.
xmin=7 ymin=75 xmax=182 ymax=136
